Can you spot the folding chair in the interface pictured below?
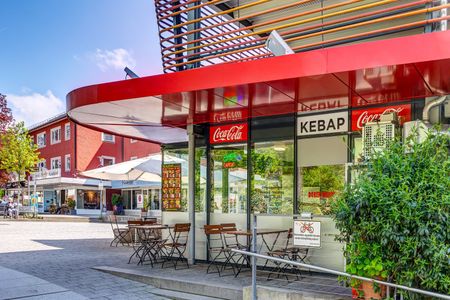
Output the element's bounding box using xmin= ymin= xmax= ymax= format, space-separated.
xmin=162 ymin=223 xmax=191 ymax=269
xmin=266 ymin=228 xmax=302 ymax=281
xmin=204 ymin=225 xmax=235 ymax=276
xmin=109 ymin=215 xmax=131 ymax=247
xmin=220 ymin=223 xmax=248 ymax=276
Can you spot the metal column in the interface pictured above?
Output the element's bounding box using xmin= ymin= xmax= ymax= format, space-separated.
xmin=187 ymin=124 xmax=196 ymax=264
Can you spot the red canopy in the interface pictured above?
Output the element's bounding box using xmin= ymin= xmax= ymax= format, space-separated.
xmin=67 ymin=31 xmax=450 ymax=144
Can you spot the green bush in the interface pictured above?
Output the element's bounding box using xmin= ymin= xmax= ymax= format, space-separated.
xmin=332 ymin=129 xmax=450 ymax=297
xmin=111 ymin=194 xmax=123 ymax=206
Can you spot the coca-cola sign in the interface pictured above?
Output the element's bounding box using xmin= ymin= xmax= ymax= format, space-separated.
xmin=210 ymin=123 xmax=248 ymax=144
xmin=351 ymin=104 xmax=411 ymax=131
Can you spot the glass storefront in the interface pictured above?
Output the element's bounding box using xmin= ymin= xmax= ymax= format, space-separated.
xmin=121 ymin=188 xmax=161 ymax=210
xmin=76 ymin=189 xmax=100 ymax=209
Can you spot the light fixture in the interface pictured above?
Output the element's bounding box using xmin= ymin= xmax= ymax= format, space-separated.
xmin=265 ymin=30 xmax=294 ymax=56
xmin=124 ymin=66 xmax=140 ymax=79
xmin=273 ymin=142 xmax=286 ymax=152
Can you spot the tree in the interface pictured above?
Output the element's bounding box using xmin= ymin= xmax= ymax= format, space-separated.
xmin=332 ymin=130 xmax=450 ymax=297
xmin=0 ymin=122 xmax=40 ymax=204
xmin=0 ymin=93 xmax=14 ymax=187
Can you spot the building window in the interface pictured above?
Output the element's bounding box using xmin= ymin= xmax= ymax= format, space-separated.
xmin=50 ymin=157 xmax=61 ymax=170
xmin=64 ymin=123 xmax=71 ymax=141
xmin=101 ymin=133 xmax=115 ymax=143
xmin=37 ymin=160 xmax=46 ymax=170
xmin=37 ymin=132 xmax=46 ymax=148
xmin=130 ymin=139 xmax=137 ymax=143
xmin=101 ymin=156 xmax=115 ymax=166
xmin=50 ymin=127 xmax=61 ymax=144
xmin=65 ymin=154 xmax=71 ymax=172
xmin=130 ymin=156 xmax=138 ymax=160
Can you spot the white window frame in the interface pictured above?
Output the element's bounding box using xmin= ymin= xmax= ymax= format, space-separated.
xmin=101 ymin=133 xmax=115 ymax=143
xmin=101 ymin=156 xmax=115 ymax=166
xmin=130 ymin=139 xmax=137 ymax=143
xmin=130 ymin=156 xmax=138 ymax=160
xmin=37 ymin=132 xmax=46 ymax=148
xmin=50 ymin=126 xmax=61 ymax=145
xmin=65 ymin=154 xmax=71 ymax=172
xmin=50 ymin=157 xmax=61 ymax=170
xmin=64 ymin=123 xmax=71 ymax=141
xmin=37 ymin=159 xmax=46 ymax=170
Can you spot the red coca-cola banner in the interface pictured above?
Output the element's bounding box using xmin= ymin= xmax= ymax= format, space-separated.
xmin=210 ymin=123 xmax=248 ymax=144
xmin=351 ymin=104 xmax=411 ymax=131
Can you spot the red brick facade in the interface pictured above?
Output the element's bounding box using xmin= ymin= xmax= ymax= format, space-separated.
xmin=29 ymin=115 xmax=160 ymax=175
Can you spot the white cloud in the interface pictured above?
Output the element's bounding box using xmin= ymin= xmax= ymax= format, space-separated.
xmin=7 ymin=91 xmax=65 ymax=127
xmin=91 ymin=48 xmax=136 ymax=72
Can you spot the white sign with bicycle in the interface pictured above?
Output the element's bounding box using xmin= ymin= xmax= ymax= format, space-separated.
xmin=293 ymin=220 xmax=321 ymax=248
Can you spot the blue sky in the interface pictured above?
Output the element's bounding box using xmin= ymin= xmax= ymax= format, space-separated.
xmin=0 ymin=0 xmax=162 ymax=126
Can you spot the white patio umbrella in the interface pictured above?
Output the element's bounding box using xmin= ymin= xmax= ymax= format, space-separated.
xmin=80 ymin=154 xmax=182 ymax=181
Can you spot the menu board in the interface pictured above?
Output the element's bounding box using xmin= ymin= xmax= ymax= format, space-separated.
xmin=162 ymin=164 xmax=182 ymax=211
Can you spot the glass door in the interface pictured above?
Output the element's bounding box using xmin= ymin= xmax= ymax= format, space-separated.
xmin=210 ymin=144 xmax=247 ymax=231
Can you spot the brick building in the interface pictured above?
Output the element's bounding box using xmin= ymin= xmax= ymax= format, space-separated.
xmin=28 ymin=113 xmax=160 ymax=214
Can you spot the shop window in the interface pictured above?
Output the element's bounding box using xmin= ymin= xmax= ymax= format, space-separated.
xmin=50 ymin=157 xmax=61 ymax=170
xmin=37 ymin=132 xmax=46 ymax=148
xmin=64 ymin=123 xmax=71 ymax=140
xmin=251 ymin=141 xmax=294 ymax=215
xmin=130 ymin=156 xmax=138 ymax=160
xmin=77 ymin=190 xmax=100 ymax=209
xmin=298 ymin=136 xmax=348 ymax=215
xmin=50 ymin=127 xmax=61 ymax=144
xmin=150 ymin=188 xmax=161 ymax=210
xmin=102 ymin=133 xmax=115 ymax=143
xmin=130 ymin=139 xmax=137 ymax=143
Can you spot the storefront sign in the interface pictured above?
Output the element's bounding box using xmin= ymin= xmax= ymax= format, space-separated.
xmin=161 ymin=164 xmax=182 ymax=211
xmin=293 ymin=220 xmax=321 ymax=248
xmin=351 ymin=104 xmax=411 ymax=131
xmin=136 ymin=194 xmax=144 ymax=209
xmin=210 ymin=123 xmax=248 ymax=144
xmin=297 ymin=111 xmax=348 ymax=136
xmin=32 ymin=168 xmax=61 ymax=180
xmin=212 ymin=109 xmax=248 ymax=123
xmin=298 ymin=97 xmax=348 ymax=112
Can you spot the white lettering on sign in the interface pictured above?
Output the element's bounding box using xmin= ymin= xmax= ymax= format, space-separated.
xmin=356 ymin=107 xmax=404 ymax=130
xmin=297 ymin=111 xmax=348 ymax=136
xmin=293 ymin=220 xmax=321 ymax=248
xmin=211 ymin=125 xmax=246 ymax=143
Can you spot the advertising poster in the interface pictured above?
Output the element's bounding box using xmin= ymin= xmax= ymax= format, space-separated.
xmin=162 ymin=164 xmax=182 ymax=211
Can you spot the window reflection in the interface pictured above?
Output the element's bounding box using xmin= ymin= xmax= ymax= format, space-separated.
xmin=251 ymin=141 xmax=294 ymax=215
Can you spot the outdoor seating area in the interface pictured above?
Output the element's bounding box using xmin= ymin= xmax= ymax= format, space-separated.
xmin=109 ymin=218 xmax=313 ymax=284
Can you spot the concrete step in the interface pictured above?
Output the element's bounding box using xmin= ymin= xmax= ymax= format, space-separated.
xmin=151 ymin=288 xmax=224 ymax=300
xmin=93 ymin=266 xmax=242 ymax=300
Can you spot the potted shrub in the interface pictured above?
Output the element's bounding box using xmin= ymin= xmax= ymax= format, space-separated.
xmin=67 ymin=198 xmax=76 ymax=215
xmin=332 ymin=129 xmax=450 ymax=299
xmin=111 ymin=193 xmax=124 ymax=215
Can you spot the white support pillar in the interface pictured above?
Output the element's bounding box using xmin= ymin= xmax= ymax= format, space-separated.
xmin=187 ymin=124 xmax=195 ymax=264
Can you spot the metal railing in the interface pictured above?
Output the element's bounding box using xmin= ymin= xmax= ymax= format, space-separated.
xmin=232 ymin=215 xmax=450 ymax=299
xmin=155 ymin=0 xmax=450 ymax=72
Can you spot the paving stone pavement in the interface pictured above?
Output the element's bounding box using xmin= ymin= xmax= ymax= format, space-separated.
xmin=0 ymin=221 xmax=170 ymax=300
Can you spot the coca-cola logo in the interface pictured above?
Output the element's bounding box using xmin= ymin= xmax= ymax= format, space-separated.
xmin=210 ymin=123 xmax=248 ymax=144
xmin=351 ymin=104 xmax=411 ymax=131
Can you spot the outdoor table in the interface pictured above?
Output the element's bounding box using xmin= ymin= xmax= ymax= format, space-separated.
xmin=225 ymin=229 xmax=288 ymax=276
xmin=127 ymin=224 xmax=174 ymax=266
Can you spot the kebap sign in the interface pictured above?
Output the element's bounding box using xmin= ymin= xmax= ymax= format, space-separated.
xmin=297 ymin=111 xmax=348 ymax=136
xmin=293 ymin=220 xmax=321 ymax=248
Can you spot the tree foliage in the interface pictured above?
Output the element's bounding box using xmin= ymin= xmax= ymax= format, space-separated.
xmin=0 ymin=122 xmax=40 ymax=200
xmin=332 ymin=129 xmax=450 ymax=297
xmin=0 ymin=93 xmax=14 ymax=187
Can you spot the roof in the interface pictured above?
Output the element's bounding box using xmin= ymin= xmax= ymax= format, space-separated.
xmin=28 ymin=112 xmax=67 ymax=132
xmin=67 ymin=31 xmax=450 ymax=144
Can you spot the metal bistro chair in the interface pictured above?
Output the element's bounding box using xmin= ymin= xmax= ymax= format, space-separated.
xmin=266 ymin=228 xmax=305 ymax=281
xmin=109 ymin=215 xmax=131 ymax=247
xmin=162 ymin=223 xmax=191 ymax=270
xmin=204 ymin=225 xmax=236 ymax=276
xmin=220 ymin=223 xmax=248 ymax=276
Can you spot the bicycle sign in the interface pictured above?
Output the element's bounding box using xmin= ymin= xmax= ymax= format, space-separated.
xmin=293 ymin=220 xmax=321 ymax=248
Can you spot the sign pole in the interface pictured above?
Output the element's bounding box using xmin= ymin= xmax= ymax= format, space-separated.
xmin=33 ymin=177 xmax=37 ymax=217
